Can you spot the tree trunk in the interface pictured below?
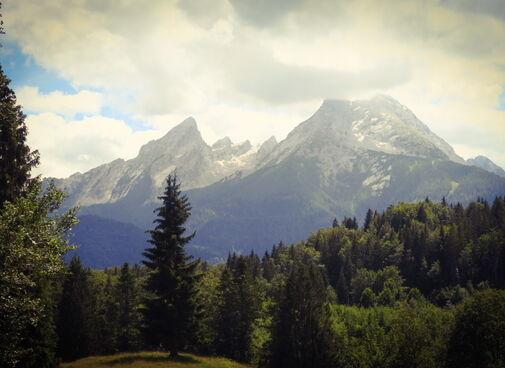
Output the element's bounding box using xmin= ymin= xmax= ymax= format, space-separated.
xmin=169 ymin=349 xmax=179 ymax=360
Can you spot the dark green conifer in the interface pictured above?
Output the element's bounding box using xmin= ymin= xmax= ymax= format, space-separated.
xmin=364 ymin=209 xmax=374 ymax=230
xmin=0 ymin=66 xmax=39 ymax=209
xmin=215 ymin=256 xmax=261 ymax=362
xmin=142 ymin=173 xmax=200 ymax=358
xmin=267 ymin=261 xmax=336 ymax=368
xmin=57 ymin=256 xmax=96 ymax=362
xmin=117 ymin=262 xmax=140 ymax=352
xmin=447 ymin=289 xmax=505 ymax=368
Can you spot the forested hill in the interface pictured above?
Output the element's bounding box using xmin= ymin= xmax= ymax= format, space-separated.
xmin=306 ymin=196 xmax=505 ymax=304
xmin=56 ymin=196 xmax=505 ymax=368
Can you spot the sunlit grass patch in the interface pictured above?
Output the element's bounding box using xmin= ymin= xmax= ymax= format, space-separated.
xmin=60 ymin=351 xmax=251 ymax=368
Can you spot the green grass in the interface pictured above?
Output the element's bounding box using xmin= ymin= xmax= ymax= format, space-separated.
xmin=60 ymin=352 xmax=252 ymax=368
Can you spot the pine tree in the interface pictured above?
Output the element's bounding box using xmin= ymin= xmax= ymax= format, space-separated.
xmin=267 ymin=261 xmax=336 ymax=368
xmin=364 ymin=209 xmax=374 ymax=230
xmin=447 ymin=290 xmax=505 ymax=368
xmin=99 ymin=275 xmax=120 ymax=354
xmin=214 ymin=256 xmax=262 ymax=362
xmin=56 ymin=256 xmax=96 ymax=362
xmin=0 ymin=65 xmax=39 ymax=209
xmin=142 ymin=173 xmax=200 ymax=358
xmin=332 ymin=218 xmax=339 ymax=227
xmin=117 ymin=262 xmax=140 ymax=352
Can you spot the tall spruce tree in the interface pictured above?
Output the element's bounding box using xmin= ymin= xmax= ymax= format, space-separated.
xmin=117 ymin=262 xmax=140 ymax=352
xmin=214 ymin=256 xmax=262 ymax=362
xmin=267 ymin=261 xmax=336 ymax=368
xmin=56 ymin=256 xmax=96 ymax=362
xmin=142 ymin=173 xmax=200 ymax=358
xmin=0 ymin=65 xmax=39 ymax=209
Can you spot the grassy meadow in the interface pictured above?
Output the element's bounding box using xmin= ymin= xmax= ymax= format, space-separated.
xmin=60 ymin=352 xmax=251 ymax=368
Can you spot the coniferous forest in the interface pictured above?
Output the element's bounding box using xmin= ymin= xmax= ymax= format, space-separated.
xmin=1 ymin=63 xmax=505 ymax=368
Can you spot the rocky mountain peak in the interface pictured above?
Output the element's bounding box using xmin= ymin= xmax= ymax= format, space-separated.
xmin=275 ymin=95 xmax=463 ymax=164
xmin=138 ymin=117 xmax=206 ymax=158
xmin=467 ymin=156 xmax=505 ymax=178
xmin=259 ymin=136 xmax=277 ymax=151
xmin=235 ymin=140 xmax=253 ymax=153
xmin=212 ymin=137 xmax=233 ymax=150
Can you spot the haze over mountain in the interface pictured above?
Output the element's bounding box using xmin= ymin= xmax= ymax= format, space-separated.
xmin=54 ymin=96 xmax=505 ymax=267
xmin=467 ymin=155 xmax=505 ymax=178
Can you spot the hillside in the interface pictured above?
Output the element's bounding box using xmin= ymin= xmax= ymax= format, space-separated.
xmin=60 ymin=352 xmax=251 ymax=368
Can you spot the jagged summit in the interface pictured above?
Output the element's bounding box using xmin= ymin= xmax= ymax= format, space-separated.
xmin=212 ymin=137 xmax=233 ymax=149
xmin=55 ymin=96 xmax=468 ymax=213
xmin=274 ymin=95 xmax=463 ymax=164
xmin=138 ymin=117 xmax=203 ymax=157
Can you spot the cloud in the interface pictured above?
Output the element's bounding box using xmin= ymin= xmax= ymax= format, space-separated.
xmin=16 ymin=87 xmax=102 ymax=118
xmin=440 ymin=0 xmax=505 ymax=22
xmin=26 ymin=113 xmax=163 ymax=178
xmin=228 ymin=0 xmax=304 ymax=26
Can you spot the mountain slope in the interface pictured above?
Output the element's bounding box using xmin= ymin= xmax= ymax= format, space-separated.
xmin=467 ymin=155 xmax=505 ymax=178
xmin=68 ymin=215 xmax=148 ymax=269
xmin=56 ymin=96 xmax=505 ymax=266
xmin=186 ymin=151 xmax=505 ymax=259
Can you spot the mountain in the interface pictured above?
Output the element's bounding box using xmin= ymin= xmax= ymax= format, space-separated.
xmin=67 ymin=215 xmax=148 ymax=269
xmin=467 ymin=155 xmax=505 ymax=178
xmin=53 ymin=117 xmax=271 ymax=207
xmin=57 ymin=96 xmax=505 ymax=267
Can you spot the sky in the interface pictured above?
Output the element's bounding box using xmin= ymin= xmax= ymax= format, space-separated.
xmin=2 ymin=0 xmax=505 ymax=178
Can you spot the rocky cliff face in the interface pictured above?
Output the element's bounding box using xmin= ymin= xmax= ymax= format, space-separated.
xmin=263 ymin=95 xmax=463 ymax=166
xmin=53 ymin=117 xmax=278 ymax=208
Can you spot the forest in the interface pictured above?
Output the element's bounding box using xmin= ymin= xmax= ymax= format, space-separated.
xmin=1 ymin=63 xmax=505 ymax=368
xmin=51 ymin=195 xmax=505 ymax=368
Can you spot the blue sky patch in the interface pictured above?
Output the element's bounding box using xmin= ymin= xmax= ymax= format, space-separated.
xmin=0 ymin=41 xmax=150 ymax=130
xmin=497 ymin=87 xmax=505 ymax=111
xmin=0 ymin=41 xmax=76 ymax=94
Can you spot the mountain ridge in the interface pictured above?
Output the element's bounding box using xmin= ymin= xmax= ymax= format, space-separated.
xmin=53 ymin=95 xmax=505 ymax=266
xmin=467 ymin=155 xmax=505 ymax=178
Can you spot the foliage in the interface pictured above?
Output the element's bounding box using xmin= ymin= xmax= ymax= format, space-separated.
xmin=266 ymin=260 xmax=337 ymax=368
xmin=0 ymin=65 xmax=39 ymax=209
xmin=141 ymin=173 xmax=201 ymax=357
xmin=117 ymin=262 xmax=141 ymax=352
xmin=48 ymin=195 xmax=505 ymax=367
xmin=446 ymin=289 xmax=505 ymax=368
xmin=57 ymin=256 xmax=98 ymax=361
xmin=214 ymin=254 xmax=264 ymax=363
xmin=0 ymin=181 xmax=77 ymax=367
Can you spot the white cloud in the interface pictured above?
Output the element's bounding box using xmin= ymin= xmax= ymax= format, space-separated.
xmin=26 ymin=113 xmax=163 ymax=178
xmin=16 ymin=87 xmax=103 ymax=118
